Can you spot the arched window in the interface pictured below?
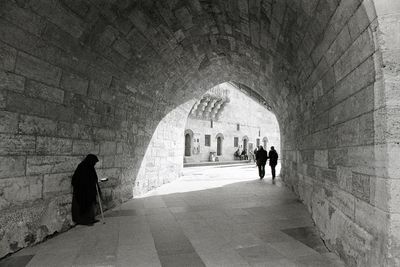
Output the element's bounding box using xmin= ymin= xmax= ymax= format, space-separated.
xmin=216 ymin=133 xmax=224 ymax=156
xmin=263 ymin=137 xmax=268 ymax=150
xmin=184 ymin=129 xmax=194 ymax=156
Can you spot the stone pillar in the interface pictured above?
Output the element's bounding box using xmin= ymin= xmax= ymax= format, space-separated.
xmin=373 ymin=0 xmax=400 ymax=265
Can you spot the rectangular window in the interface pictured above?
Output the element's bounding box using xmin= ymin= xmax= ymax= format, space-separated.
xmin=234 ymin=137 xmax=239 ymax=147
xmin=205 ymin=135 xmax=211 ymax=146
xmin=211 ymin=120 xmax=213 ymax=128
xmin=237 ymin=124 xmax=240 ymax=131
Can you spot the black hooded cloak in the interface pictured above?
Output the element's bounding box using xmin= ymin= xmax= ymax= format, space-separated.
xmin=71 ymin=154 xmax=100 ymax=225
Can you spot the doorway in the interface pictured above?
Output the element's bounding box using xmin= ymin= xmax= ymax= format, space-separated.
xmin=217 ymin=136 xmax=222 ymax=156
xmin=185 ymin=133 xmax=191 ymax=156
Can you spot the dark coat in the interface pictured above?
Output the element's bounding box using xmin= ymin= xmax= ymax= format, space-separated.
xmin=268 ymin=150 xmax=278 ymax=166
xmin=71 ymin=154 xmax=100 ymax=224
xmin=256 ymin=148 xmax=268 ymax=166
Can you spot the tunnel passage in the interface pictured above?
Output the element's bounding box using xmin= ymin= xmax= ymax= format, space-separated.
xmin=0 ymin=0 xmax=399 ymax=265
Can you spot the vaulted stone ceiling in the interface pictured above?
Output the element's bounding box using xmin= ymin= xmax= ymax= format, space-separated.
xmin=35 ymin=0 xmax=355 ymax=113
xmin=65 ymin=0 xmax=376 ymax=143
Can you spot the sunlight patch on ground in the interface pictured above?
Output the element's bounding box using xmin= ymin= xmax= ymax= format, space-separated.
xmin=137 ymin=163 xmax=281 ymax=197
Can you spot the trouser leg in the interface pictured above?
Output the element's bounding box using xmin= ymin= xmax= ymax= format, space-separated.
xmin=271 ymin=165 xmax=276 ymax=178
xmin=258 ymin=165 xmax=262 ymax=178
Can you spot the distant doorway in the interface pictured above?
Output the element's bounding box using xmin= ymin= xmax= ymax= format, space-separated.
xmin=185 ymin=133 xmax=191 ymax=156
xmin=217 ymin=137 xmax=222 ymax=156
xmin=216 ymin=133 xmax=224 ymax=156
xmin=243 ymin=138 xmax=248 ymax=152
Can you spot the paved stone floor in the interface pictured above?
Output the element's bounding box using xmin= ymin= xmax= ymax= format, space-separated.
xmin=1 ymin=163 xmax=346 ymax=267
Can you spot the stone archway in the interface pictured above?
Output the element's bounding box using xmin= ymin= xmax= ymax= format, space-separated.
xmin=0 ymin=0 xmax=399 ymax=265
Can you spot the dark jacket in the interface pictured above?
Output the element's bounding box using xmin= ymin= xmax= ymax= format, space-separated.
xmin=268 ymin=150 xmax=278 ymax=166
xmin=71 ymin=154 xmax=100 ymax=212
xmin=256 ymin=148 xmax=268 ymax=166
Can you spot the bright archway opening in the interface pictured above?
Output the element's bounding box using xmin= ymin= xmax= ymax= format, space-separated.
xmin=182 ymin=82 xmax=280 ymax=165
xmin=135 ymin=82 xmax=281 ymax=196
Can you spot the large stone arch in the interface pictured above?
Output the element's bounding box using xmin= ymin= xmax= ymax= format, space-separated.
xmin=0 ymin=0 xmax=399 ymax=265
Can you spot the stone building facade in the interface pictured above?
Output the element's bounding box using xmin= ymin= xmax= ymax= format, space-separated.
xmin=0 ymin=0 xmax=399 ymax=266
xmin=184 ymin=83 xmax=279 ymax=163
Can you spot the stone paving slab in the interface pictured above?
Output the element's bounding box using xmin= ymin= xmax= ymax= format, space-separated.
xmin=1 ymin=164 xmax=345 ymax=267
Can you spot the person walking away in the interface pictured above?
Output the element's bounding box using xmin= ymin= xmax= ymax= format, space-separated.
xmin=256 ymin=146 xmax=268 ymax=179
xmin=268 ymin=146 xmax=279 ymax=179
xmin=71 ymin=154 xmax=102 ymax=225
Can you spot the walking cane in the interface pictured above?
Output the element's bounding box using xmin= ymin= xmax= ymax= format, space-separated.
xmin=96 ymin=183 xmax=105 ymax=224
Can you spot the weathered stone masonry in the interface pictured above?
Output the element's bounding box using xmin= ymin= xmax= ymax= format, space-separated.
xmin=0 ymin=0 xmax=167 ymax=256
xmin=0 ymin=0 xmax=399 ymax=266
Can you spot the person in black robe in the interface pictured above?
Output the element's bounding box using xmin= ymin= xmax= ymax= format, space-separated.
xmin=71 ymin=154 xmax=101 ymax=225
xmin=268 ymin=146 xmax=279 ymax=179
xmin=255 ymin=146 xmax=268 ymax=179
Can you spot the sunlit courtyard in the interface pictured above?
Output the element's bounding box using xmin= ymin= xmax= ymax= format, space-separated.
xmin=142 ymin=162 xmax=281 ymax=197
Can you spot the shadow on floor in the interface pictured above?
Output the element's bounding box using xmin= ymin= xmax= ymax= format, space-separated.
xmin=1 ymin=165 xmax=345 ymax=267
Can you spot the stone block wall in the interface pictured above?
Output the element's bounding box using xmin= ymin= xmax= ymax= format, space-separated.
xmin=373 ymin=0 xmax=400 ymax=264
xmin=0 ymin=0 xmax=167 ymax=257
xmin=278 ymin=0 xmax=399 ymax=266
xmin=133 ymin=100 xmax=194 ymax=197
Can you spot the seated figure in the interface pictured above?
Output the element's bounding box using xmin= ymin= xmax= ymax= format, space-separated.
xmin=241 ymin=149 xmax=248 ymax=160
xmin=234 ymin=149 xmax=240 ymax=159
